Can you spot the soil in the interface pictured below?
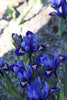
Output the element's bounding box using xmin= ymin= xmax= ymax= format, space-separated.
xmin=0 ymin=0 xmax=67 ymax=100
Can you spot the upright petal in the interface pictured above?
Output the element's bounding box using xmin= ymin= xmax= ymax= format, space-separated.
xmin=0 ymin=57 xmax=3 ymax=66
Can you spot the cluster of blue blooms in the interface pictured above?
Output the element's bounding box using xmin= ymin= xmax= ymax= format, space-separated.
xmin=0 ymin=31 xmax=67 ymax=99
xmin=49 ymin=0 xmax=67 ymax=19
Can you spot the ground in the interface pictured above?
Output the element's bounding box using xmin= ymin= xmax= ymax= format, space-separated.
xmin=0 ymin=0 xmax=67 ymax=100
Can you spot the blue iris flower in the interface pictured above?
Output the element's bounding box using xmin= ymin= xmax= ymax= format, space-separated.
xmin=49 ymin=0 xmax=67 ymax=19
xmin=15 ymin=31 xmax=46 ymax=56
xmin=0 ymin=57 xmax=10 ymax=71
xmin=12 ymin=33 xmax=22 ymax=47
xmin=37 ymin=49 xmax=67 ymax=78
xmin=27 ymin=77 xmax=60 ymax=100
xmin=10 ymin=61 xmax=40 ymax=88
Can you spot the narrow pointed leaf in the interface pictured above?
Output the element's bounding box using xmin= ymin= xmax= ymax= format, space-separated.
xmin=59 ymin=80 xmax=65 ymax=100
xmin=64 ymin=63 xmax=67 ymax=100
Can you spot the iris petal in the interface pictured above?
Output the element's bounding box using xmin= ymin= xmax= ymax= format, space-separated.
xmin=44 ymin=69 xmax=53 ymax=78
xmin=26 ymin=31 xmax=34 ymax=37
xmin=37 ymin=45 xmax=46 ymax=51
xmin=49 ymin=87 xmax=60 ymax=94
xmin=31 ymin=62 xmax=40 ymax=72
xmin=49 ymin=12 xmax=57 ymax=16
xmin=2 ymin=63 xmax=10 ymax=71
xmin=58 ymin=55 xmax=67 ymax=62
xmin=15 ymin=47 xmax=26 ymax=56
xmin=20 ymin=81 xmax=28 ymax=88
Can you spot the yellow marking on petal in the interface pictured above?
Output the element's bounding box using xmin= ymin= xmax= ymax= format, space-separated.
xmin=59 ymin=56 xmax=64 ymax=60
xmin=38 ymin=46 xmax=44 ymax=50
xmin=33 ymin=65 xmax=37 ymax=68
xmin=47 ymin=71 xmax=50 ymax=75
xmin=13 ymin=67 xmax=15 ymax=69
xmin=22 ymin=82 xmax=25 ymax=86
xmin=51 ymin=12 xmax=55 ymax=15
xmin=13 ymin=34 xmax=16 ymax=39
xmin=18 ymin=49 xmax=23 ymax=53
xmin=32 ymin=64 xmax=37 ymax=71
xmin=0 ymin=67 xmax=1 ymax=69
xmin=53 ymin=5 xmax=55 ymax=7
xmin=40 ymin=57 xmax=42 ymax=59
xmin=3 ymin=65 xmax=8 ymax=69
xmin=50 ymin=89 xmax=54 ymax=92
xmin=29 ymin=34 xmax=31 ymax=38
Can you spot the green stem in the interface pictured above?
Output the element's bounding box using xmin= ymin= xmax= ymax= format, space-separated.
xmin=58 ymin=18 xmax=63 ymax=36
xmin=40 ymin=64 xmax=44 ymax=81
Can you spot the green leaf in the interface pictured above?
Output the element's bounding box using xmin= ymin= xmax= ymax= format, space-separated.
xmin=0 ymin=82 xmax=9 ymax=93
xmin=1 ymin=70 xmax=21 ymax=98
xmin=23 ymin=53 xmax=29 ymax=64
xmin=18 ymin=0 xmax=37 ymax=25
xmin=47 ymin=77 xmax=55 ymax=88
xmin=59 ymin=80 xmax=65 ymax=100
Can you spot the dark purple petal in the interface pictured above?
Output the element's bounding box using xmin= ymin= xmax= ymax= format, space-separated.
xmin=49 ymin=12 xmax=57 ymax=16
xmin=10 ymin=64 xmax=18 ymax=72
xmin=44 ymin=69 xmax=53 ymax=78
xmin=26 ymin=31 xmax=34 ymax=38
xmin=37 ymin=45 xmax=47 ymax=51
xmin=49 ymin=87 xmax=60 ymax=94
xmin=58 ymin=55 xmax=67 ymax=62
xmin=2 ymin=63 xmax=10 ymax=71
xmin=31 ymin=62 xmax=40 ymax=72
xmin=20 ymin=81 xmax=28 ymax=88
xmin=15 ymin=47 xmax=26 ymax=56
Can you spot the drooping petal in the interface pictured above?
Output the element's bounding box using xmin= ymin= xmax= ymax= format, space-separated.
xmin=49 ymin=12 xmax=57 ymax=16
xmin=49 ymin=87 xmax=60 ymax=94
xmin=20 ymin=81 xmax=28 ymax=88
xmin=31 ymin=62 xmax=40 ymax=72
xmin=58 ymin=55 xmax=67 ymax=62
xmin=37 ymin=45 xmax=47 ymax=51
xmin=15 ymin=47 xmax=26 ymax=56
xmin=44 ymin=68 xmax=53 ymax=78
xmin=2 ymin=63 xmax=10 ymax=71
xmin=10 ymin=64 xmax=18 ymax=72
xmin=14 ymin=64 xmax=25 ymax=74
